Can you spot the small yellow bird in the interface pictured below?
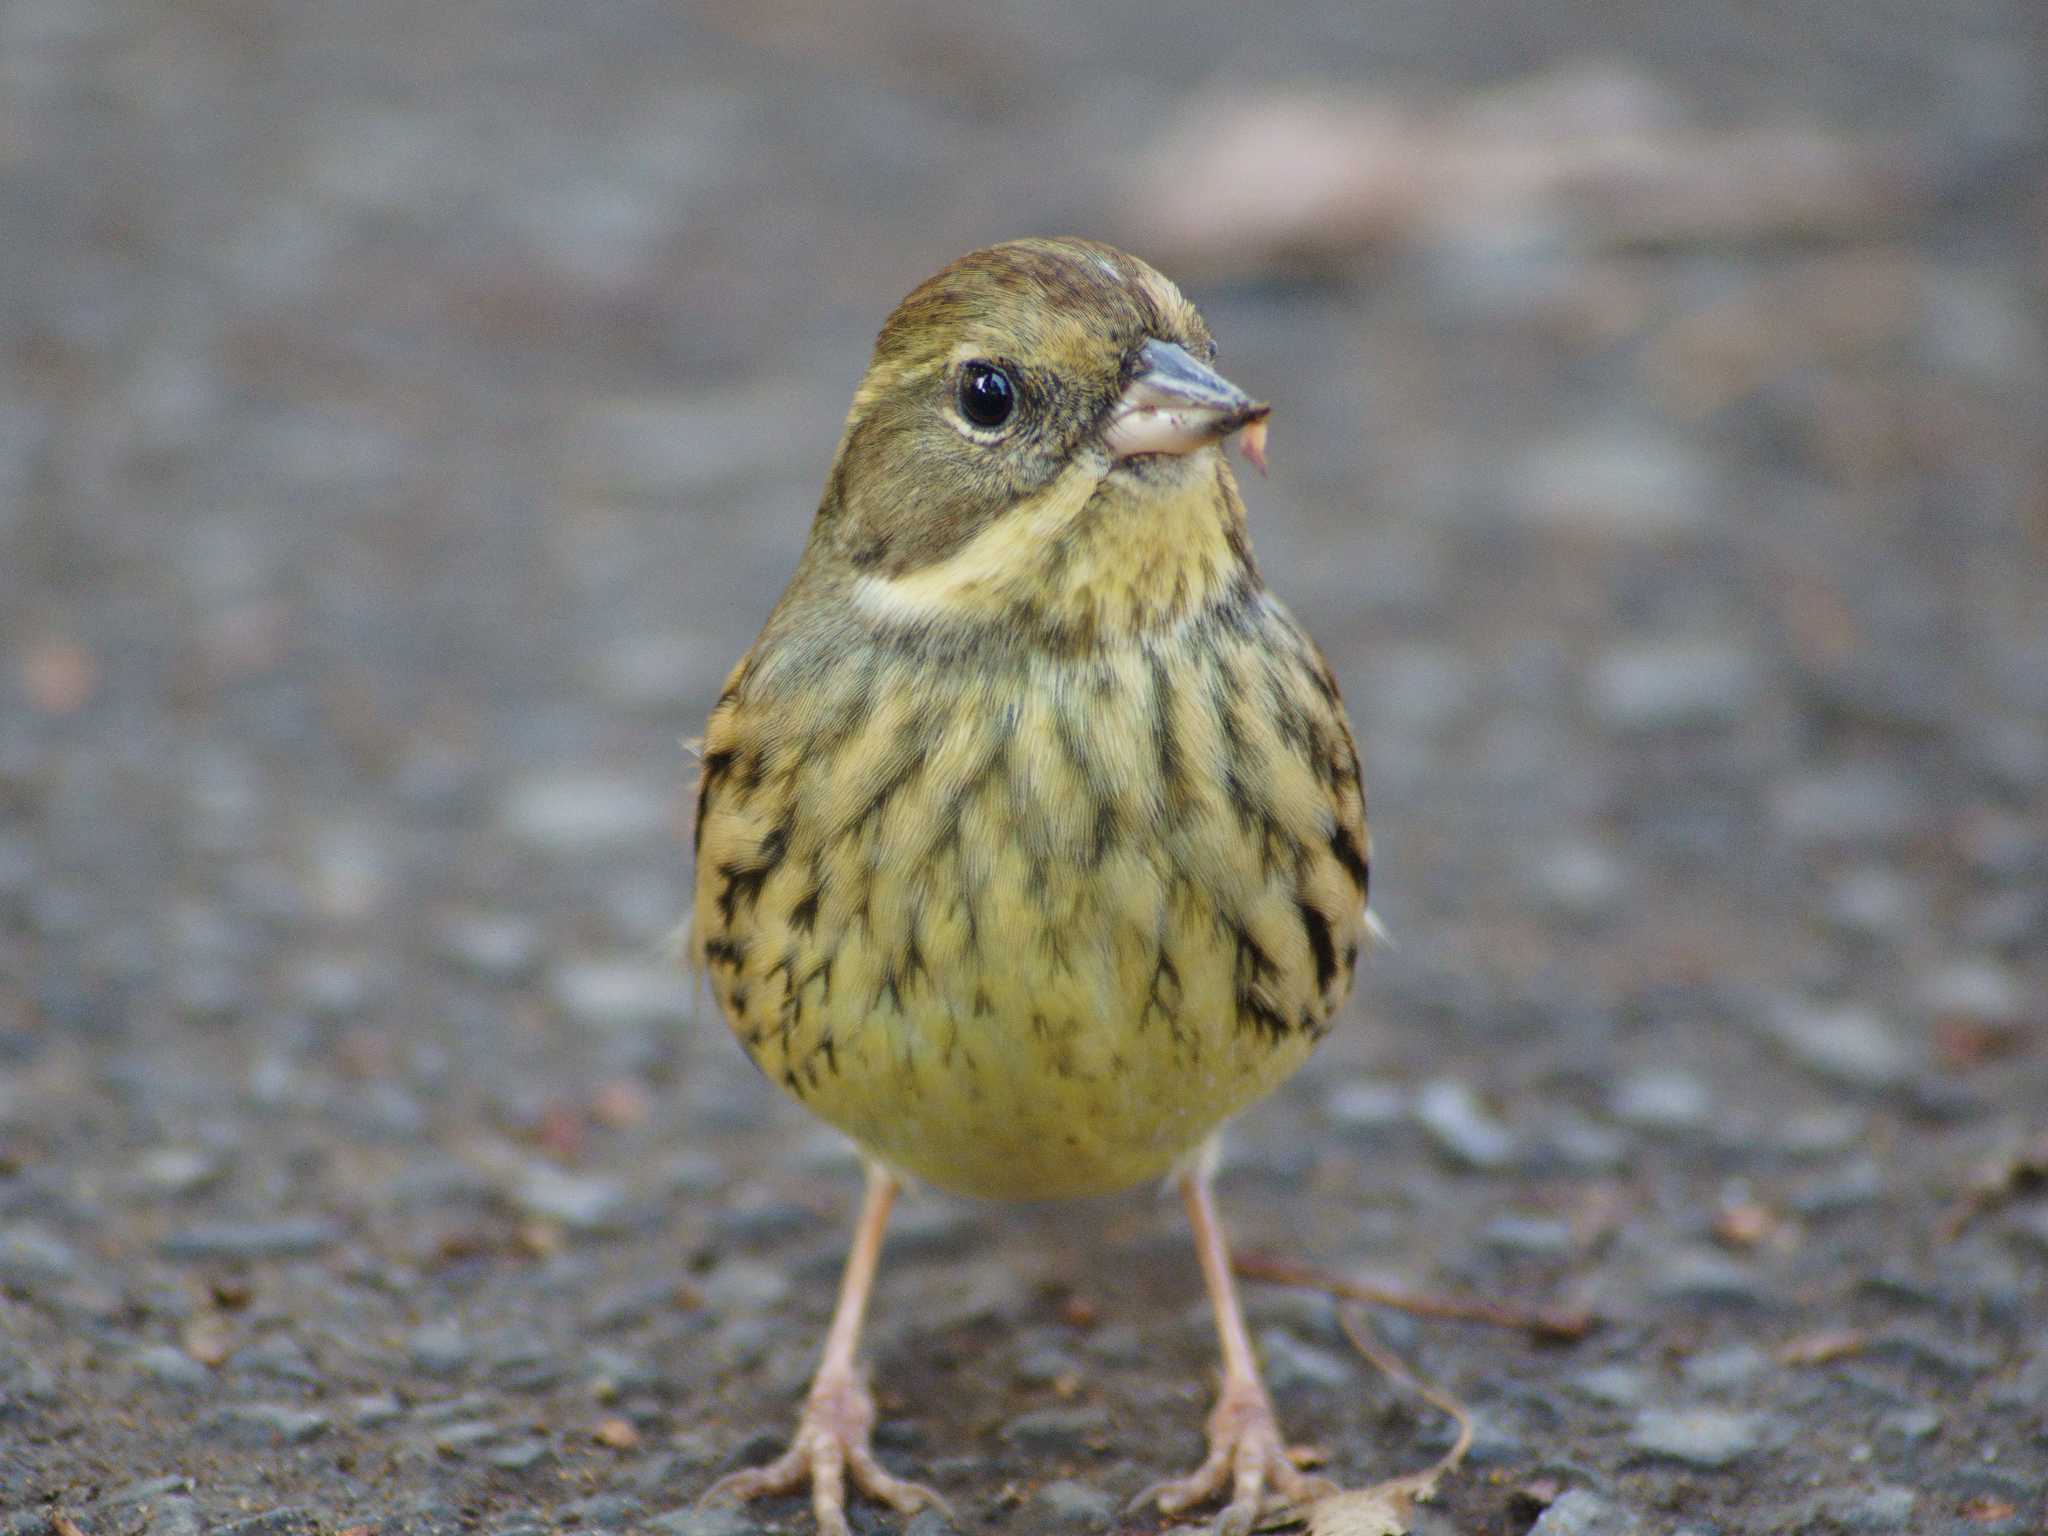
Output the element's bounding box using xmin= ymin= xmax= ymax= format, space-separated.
xmin=691 ymin=237 xmax=1370 ymax=1536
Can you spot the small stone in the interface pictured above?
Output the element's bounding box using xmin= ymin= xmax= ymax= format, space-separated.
xmin=409 ymin=1321 xmax=472 ymax=1375
xmin=1877 ymin=1406 xmax=1942 ymax=1443
xmin=1528 ymin=838 xmax=1627 ymax=920
xmin=1918 ymin=961 xmax=2026 ymax=1030
xmin=350 ymin=1394 xmax=404 ymax=1427
xmin=1767 ymin=1107 xmax=1867 ymax=1159
xmin=1540 ymin=1111 xmax=1628 ymax=1172
xmin=512 ymin=1163 xmax=630 ymax=1232
xmin=550 ymin=960 xmax=695 ymax=1032
xmin=1414 ymin=1078 xmax=1517 ymax=1170
xmin=159 ymin=1218 xmax=342 ymax=1261
xmin=1569 ymin=1364 xmax=1649 ymax=1407
xmin=1036 ymin=1479 xmax=1116 ymax=1529
xmin=436 ymin=912 xmax=543 ymax=982
xmin=1771 ymin=765 xmax=1917 ymax=847
xmin=1483 ymin=1213 xmax=1574 ymax=1257
xmin=0 ymin=1224 xmax=79 ymax=1285
xmin=1788 ymin=1157 xmax=1886 ymax=1216
xmin=134 ymin=1145 xmax=227 ymax=1196
xmin=502 ymin=772 xmax=671 ymax=851
xmin=142 ymin=1498 xmax=205 ymax=1536
xmin=1824 ymin=1485 xmax=1918 ymax=1532
xmin=207 ymin=1404 xmax=331 ymax=1446
xmin=432 ymin=1419 xmax=502 ymax=1454
xmin=1682 ymin=1344 xmax=1768 ymax=1391
xmin=698 ymin=1259 xmax=790 ymax=1313
xmin=1764 ymin=1003 xmax=1916 ymax=1090
xmin=1609 ymin=1070 xmax=1711 ymax=1132
xmin=488 ymin=1437 xmax=555 ymax=1472
xmin=1003 ymin=1404 xmax=1110 ymax=1451
xmin=1257 ymin=1326 xmax=1358 ymax=1391
xmin=134 ymin=1344 xmax=212 ymax=1391
xmin=1628 ymin=1407 xmax=1764 ymax=1468
xmin=1588 ymin=641 xmax=1758 ymax=732
xmin=1827 ymin=866 xmax=1922 ymax=941
xmin=1649 ymin=1248 xmax=1769 ymax=1308
xmin=1530 ymin=1488 xmax=1643 ymax=1536
xmin=1323 ymin=1077 xmax=1407 ymax=1133
xmin=647 ymin=1505 xmax=763 ymax=1536
xmin=211 ymin=1512 xmax=323 ymax=1536
xmin=902 ymin=1512 xmax=963 ymax=1536
xmin=233 ymin=1333 xmax=322 ymax=1383
xmin=1513 ymin=429 xmax=1709 ymax=538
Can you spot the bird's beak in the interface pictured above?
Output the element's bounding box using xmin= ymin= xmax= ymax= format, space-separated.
xmin=1103 ymin=339 xmax=1270 ymax=464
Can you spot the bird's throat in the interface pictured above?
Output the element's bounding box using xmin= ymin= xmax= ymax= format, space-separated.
xmin=851 ymin=454 xmax=1256 ymax=646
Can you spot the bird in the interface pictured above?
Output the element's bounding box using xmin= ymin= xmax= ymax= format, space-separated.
xmin=689 ymin=236 xmax=1371 ymax=1536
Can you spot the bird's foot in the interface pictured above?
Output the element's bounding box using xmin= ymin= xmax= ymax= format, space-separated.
xmin=1132 ymin=1379 xmax=1337 ymax=1536
xmin=700 ymin=1370 xmax=951 ymax=1536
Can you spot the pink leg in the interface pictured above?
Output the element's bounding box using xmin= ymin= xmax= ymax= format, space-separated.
xmin=700 ymin=1165 xmax=951 ymax=1536
xmin=1134 ymin=1162 xmax=1338 ymax=1536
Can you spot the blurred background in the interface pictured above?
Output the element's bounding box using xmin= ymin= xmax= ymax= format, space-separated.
xmin=2 ymin=3 xmax=2044 ymax=1533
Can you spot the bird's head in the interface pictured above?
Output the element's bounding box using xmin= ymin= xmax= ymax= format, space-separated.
xmin=805 ymin=238 xmax=1270 ymax=643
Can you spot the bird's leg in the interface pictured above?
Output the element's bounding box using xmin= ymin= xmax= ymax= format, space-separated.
xmin=700 ymin=1164 xmax=950 ymax=1536
xmin=1134 ymin=1161 xmax=1339 ymax=1536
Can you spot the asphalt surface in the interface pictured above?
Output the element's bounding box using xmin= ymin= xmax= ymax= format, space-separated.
xmin=1 ymin=3 xmax=2044 ymax=1534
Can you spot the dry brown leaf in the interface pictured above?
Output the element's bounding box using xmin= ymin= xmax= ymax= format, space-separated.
xmin=593 ymin=1415 xmax=641 ymax=1450
xmin=52 ymin=1514 xmax=88 ymax=1536
xmin=1304 ymin=1487 xmax=1413 ymax=1536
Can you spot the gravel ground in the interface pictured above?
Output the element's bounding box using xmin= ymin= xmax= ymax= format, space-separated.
xmin=3 ymin=3 xmax=2045 ymax=1534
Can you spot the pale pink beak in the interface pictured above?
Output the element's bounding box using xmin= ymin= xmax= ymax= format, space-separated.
xmin=1102 ymin=339 xmax=1269 ymax=465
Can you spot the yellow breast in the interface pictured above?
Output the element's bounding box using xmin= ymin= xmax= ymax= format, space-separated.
xmin=691 ymin=585 xmax=1368 ymax=1200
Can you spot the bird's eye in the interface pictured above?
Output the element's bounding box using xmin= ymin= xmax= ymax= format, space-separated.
xmin=956 ymin=362 xmax=1016 ymax=429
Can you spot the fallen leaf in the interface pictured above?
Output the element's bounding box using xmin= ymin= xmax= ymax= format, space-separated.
xmin=52 ymin=1514 xmax=88 ymax=1536
xmin=1961 ymin=1495 xmax=2016 ymax=1521
xmin=1305 ymin=1487 xmax=1411 ymax=1536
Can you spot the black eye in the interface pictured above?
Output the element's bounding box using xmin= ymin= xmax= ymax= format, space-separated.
xmin=957 ymin=361 xmax=1015 ymax=429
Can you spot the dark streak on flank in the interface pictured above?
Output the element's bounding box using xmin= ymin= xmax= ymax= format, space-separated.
xmin=715 ymin=817 xmax=790 ymax=926
xmin=694 ymin=747 xmax=737 ymax=855
xmin=1149 ymin=650 xmax=1185 ymax=809
xmin=1298 ymin=898 xmax=1337 ymax=996
xmin=1330 ymin=824 xmax=1370 ymax=904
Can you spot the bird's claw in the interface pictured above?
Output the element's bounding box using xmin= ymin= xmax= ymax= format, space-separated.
xmin=1131 ymin=1381 xmax=1336 ymax=1536
xmin=700 ymin=1372 xmax=951 ymax=1536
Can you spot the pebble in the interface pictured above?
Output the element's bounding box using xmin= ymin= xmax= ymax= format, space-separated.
xmin=1771 ymin=766 xmax=1918 ymax=847
xmin=233 ymin=1333 xmax=322 ymax=1383
xmin=1682 ymin=1344 xmax=1768 ymax=1392
xmin=1512 ymin=428 xmax=1710 ymax=538
xmin=408 ymin=1321 xmax=473 ymax=1375
xmin=206 ymin=1404 xmax=331 ymax=1446
xmin=1413 ymin=1078 xmax=1518 ymax=1170
xmin=134 ymin=1343 xmax=212 ymax=1391
xmin=647 ymin=1507 xmax=763 ymax=1536
xmin=1628 ymin=1407 xmax=1765 ymax=1468
xmin=142 ymin=1499 xmax=204 ymax=1536
xmin=1763 ymin=1003 xmax=1916 ymax=1090
xmin=550 ymin=960 xmax=695 ymax=1032
xmin=436 ymin=911 xmax=544 ymax=981
xmin=133 ymin=1145 xmax=228 ymax=1196
xmin=0 ymin=1223 xmax=80 ymax=1285
xmin=1529 ymin=1488 xmax=1643 ymax=1536
xmin=1877 ymin=1406 xmax=1942 ymax=1442
xmin=487 ymin=1437 xmax=554 ymax=1472
xmin=1587 ymin=640 xmax=1758 ymax=732
xmin=1569 ymin=1364 xmax=1650 ymax=1407
xmin=501 ymin=772 xmax=671 ymax=851
xmin=1036 ymin=1479 xmax=1117 ymax=1529
xmin=1257 ymin=1326 xmax=1358 ymax=1391
xmin=512 ymin=1163 xmax=631 ymax=1232
xmin=1820 ymin=1485 xmax=1918 ymax=1532
xmin=211 ymin=1513 xmax=323 ymax=1536
xmin=1003 ymin=1404 xmax=1110 ymax=1450
xmin=1527 ymin=837 xmax=1628 ymax=920
xmin=1826 ymin=866 xmax=1922 ymax=941
xmin=1322 ymin=1076 xmax=1407 ymax=1133
xmin=1609 ymin=1069 xmax=1711 ymax=1132
xmin=1788 ymin=1157 xmax=1886 ymax=1216
xmin=159 ymin=1218 xmax=343 ymax=1261
xmin=1648 ymin=1248 xmax=1770 ymax=1309
xmin=350 ymin=1394 xmax=404 ymax=1427
xmin=1483 ymin=1213 xmax=1575 ymax=1257
xmin=1917 ymin=960 xmax=2025 ymax=1030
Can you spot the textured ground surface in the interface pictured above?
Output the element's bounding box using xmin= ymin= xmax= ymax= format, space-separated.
xmin=2 ymin=3 xmax=2046 ymax=1534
